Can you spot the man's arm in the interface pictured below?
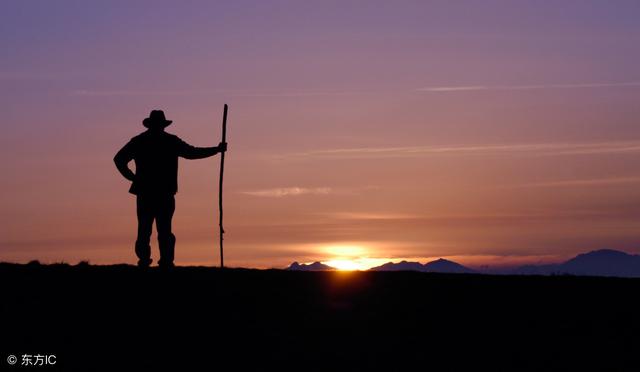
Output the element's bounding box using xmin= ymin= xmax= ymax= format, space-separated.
xmin=113 ymin=141 xmax=136 ymax=181
xmin=178 ymin=140 xmax=227 ymax=160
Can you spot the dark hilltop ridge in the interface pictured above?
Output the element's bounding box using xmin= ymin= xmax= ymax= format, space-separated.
xmin=288 ymin=249 xmax=640 ymax=278
xmin=1 ymin=261 xmax=639 ymax=371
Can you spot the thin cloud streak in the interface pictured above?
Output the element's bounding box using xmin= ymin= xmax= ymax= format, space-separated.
xmin=241 ymin=187 xmax=332 ymax=198
xmin=322 ymin=210 xmax=613 ymax=221
xmin=0 ymin=72 xmax=58 ymax=81
xmin=416 ymin=81 xmax=640 ymax=92
xmin=515 ymin=176 xmax=640 ymax=189
xmin=71 ymin=90 xmax=194 ymax=96
xmin=229 ymin=90 xmax=368 ymax=97
xmin=322 ymin=212 xmax=422 ymax=220
xmin=279 ymin=141 xmax=640 ymax=160
xmin=71 ymin=89 xmax=369 ymax=97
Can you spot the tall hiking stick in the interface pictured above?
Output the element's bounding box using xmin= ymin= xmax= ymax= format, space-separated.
xmin=219 ymin=104 xmax=228 ymax=268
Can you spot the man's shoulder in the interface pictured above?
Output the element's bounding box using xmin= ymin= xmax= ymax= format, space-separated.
xmin=163 ymin=131 xmax=181 ymax=140
xmin=163 ymin=131 xmax=185 ymax=145
xmin=130 ymin=131 xmax=148 ymax=142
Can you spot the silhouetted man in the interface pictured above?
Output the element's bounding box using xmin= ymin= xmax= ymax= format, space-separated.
xmin=114 ymin=110 xmax=227 ymax=268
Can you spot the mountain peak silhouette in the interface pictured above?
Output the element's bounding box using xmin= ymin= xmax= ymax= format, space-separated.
xmin=512 ymin=249 xmax=640 ymax=277
xmin=369 ymin=260 xmax=425 ymax=271
xmin=424 ymin=258 xmax=476 ymax=274
xmin=287 ymin=261 xmax=336 ymax=271
xmin=572 ymin=249 xmax=632 ymax=259
xmin=369 ymin=258 xmax=475 ymax=273
xmin=559 ymin=249 xmax=640 ymax=277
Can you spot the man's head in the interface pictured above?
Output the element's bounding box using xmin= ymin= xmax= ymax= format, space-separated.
xmin=143 ymin=110 xmax=173 ymax=129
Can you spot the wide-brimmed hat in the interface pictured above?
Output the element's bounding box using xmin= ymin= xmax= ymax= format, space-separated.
xmin=143 ymin=110 xmax=173 ymax=128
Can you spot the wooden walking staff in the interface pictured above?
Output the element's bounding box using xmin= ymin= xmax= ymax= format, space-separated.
xmin=218 ymin=104 xmax=228 ymax=268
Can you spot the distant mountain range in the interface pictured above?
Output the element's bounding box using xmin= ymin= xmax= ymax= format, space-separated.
xmin=287 ymin=258 xmax=476 ymax=273
xmin=370 ymin=258 xmax=476 ymax=274
xmin=510 ymin=249 xmax=640 ymax=277
xmin=287 ymin=261 xmax=336 ymax=271
xmin=286 ymin=249 xmax=640 ymax=277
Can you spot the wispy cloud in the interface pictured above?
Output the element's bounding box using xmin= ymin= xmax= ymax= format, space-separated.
xmin=419 ymin=86 xmax=487 ymax=92
xmin=71 ymin=90 xmax=193 ymax=96
xmin=0 ymin=74 xmax=54 ymax=81
xmin=323 ymin=210 xmax=610 ymax=222
xmin=71 ymin=89 xmax=368 ymax=97
xmin=229 ymin=90 xmax=366 ymax=97
xmin=515 ymin=176 xmax=640 ymax=189
xmin=241 ymin=187 xmax=332 ymax=198
xmin=322 ymin=212 xmax=421 ymax=220
xmin=416 ymin=81 xmax=640 ymax=92
xmin=279 ymin=141 xmax=640 ymax=160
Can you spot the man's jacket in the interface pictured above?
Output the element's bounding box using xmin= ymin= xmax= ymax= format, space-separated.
xmin=114 ymin=130 xmax=218 ymax=195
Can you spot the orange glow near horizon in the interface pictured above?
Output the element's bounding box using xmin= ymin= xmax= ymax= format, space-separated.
xmin=317 ymin=244 xmax=397 ymax=271
xmin=323 ymin=259 xmax=366 ymax=271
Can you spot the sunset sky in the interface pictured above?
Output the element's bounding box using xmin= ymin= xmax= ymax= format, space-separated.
xmin=2 ymin=1 xmax=640 ymax=269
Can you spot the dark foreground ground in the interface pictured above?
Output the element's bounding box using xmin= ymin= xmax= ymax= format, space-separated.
xmin=1 ymin=263 xmax=639 ymax=371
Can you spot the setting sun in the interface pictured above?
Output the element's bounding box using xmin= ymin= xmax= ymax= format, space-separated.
xmin=323 ymin=259 xmax=367 ymax=271
xmin=316 ymin=244 xmax=395 ymax=270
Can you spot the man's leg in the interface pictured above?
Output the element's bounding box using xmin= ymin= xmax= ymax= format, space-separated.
xmin=156 ymin=195 xmax=176 ymax=267
xmin=135 ymin=195 xmax=154 ymax=267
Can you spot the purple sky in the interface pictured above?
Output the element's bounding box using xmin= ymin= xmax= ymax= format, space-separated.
xmin=2 ymin=0 xmax=640 ymax=268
